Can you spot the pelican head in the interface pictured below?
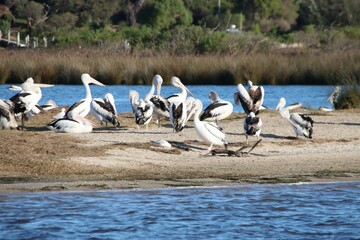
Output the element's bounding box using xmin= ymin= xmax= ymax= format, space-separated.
xmin=249 ymin=112 xmax=256 ymax=118
xmin=81 ymin=73 xmax=105 ymax=86
xmin=170 ymin=76 xmax=193 ymax=97
xmin=208 ymin=91 xmax=220 ymax=102
xmin=153 ymin=74 xmax=163 ymax=96
xmin=129 ymin=90 xmax=139 ymax=105
xmin=276 ymin=97 xmax=286 ymax=110
xmin=104 ymin=93 xmax=115 ymax=103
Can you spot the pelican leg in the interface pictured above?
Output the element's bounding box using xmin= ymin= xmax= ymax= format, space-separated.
xmin=207 ymin=144 xmax=213 ymax=152
xmin=21 ymin=113 xmax=25 ymax=130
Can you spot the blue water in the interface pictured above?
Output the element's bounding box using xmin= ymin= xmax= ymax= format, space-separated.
xmin=1 ymin=181 xmax=359 ymax=239
xmin=0 ymin=84 xmax=335 ymax=113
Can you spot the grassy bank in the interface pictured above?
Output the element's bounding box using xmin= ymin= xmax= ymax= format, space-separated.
xmin=0 ymin=48 xmax=359 ymax=86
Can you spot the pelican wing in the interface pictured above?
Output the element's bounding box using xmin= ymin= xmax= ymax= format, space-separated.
xmin=91 ymin=99 xmax=116 ymax=123
xmin=65 ymin=100 xmax=85 ymax=117
xmin=0 ymin=104 xmax=11 ymax=121
xmin=235 ymin=84 xmax=252 ymax=114
xmin=290 ymin=113 xmax=313 ymax=128
xmin=204 ymin=122 xmax=227 ymax=143
xmin=150 ymin=96 xmax=170 ymax=112
xmin=200 ymin=102 xmax=229 ymax=121
xmin=252 ymin=86 xmax=264 ymax=113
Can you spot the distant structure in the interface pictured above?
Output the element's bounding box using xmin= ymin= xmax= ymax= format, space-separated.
xmin=226 ymin=24 xmax=241 ymax=33
xmin=0 ymin=30 xmax=48 ymax=48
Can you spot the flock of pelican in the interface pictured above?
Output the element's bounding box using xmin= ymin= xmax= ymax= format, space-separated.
xmin=1 ymin=73 xmax=320 ymax=152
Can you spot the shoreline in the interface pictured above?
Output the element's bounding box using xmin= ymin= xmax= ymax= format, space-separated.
xmin=1 ymin=108 xmax=360 ymax=194
xmin=1 ymin=177 xmax=360 ymax=194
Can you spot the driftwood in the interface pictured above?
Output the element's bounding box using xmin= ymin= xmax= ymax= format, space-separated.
xmin=209 ymin=139 xmax=262 ymax=157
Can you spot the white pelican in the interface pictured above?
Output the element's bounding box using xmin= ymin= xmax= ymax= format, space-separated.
xmin=167 ymin=76 xmax=193 ymax=133
xmin=276 ymin=97 xmax=314 ymax=139
xmin=40 ymin=100 xmax=58 ymax=111
xmin=9 ymin=77 xmax=53 ymax=128
xmin=47 ymin=116 xmax=94 ymax=133
xmin=0 ymin=99 xmax=19 ymax=130
xmin=129 ymin=90 xmax=153 ymax=129
xmin=244 ymin=112 xmax=262 ymax=142
xmin=234 ymin=80 xmax=264 ymax=115
xmin=147 ymin=75 xmax=171 ymax=125
xmin=200 ymin=91 xmax=233 ymax=124
xmin=134 ymin=99 xmax=153 ymax=129
xmin=65 ymin=73 xmax=105 ymax=119
xmin=328 ymin=86 xmax=341 ymax=107
xmin=91 ymin=93 xmax=120 ymax=127
xmin=188 ymin=99 xmax=228 ymax=152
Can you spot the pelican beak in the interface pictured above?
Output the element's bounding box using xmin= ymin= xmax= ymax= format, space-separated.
xmin=89 ymin=77 xmax=105 ymax=86
xmin=186 ymin=103 xmax=196 ymax=123
xmin=157 ymin=83 xmax=162 ymax=97
xmin=275 ymin=103 xmax=281 ymax=110
xmin=32 ymin=83 xmax=55 ymax=88
xmin=9 ymin=85 xmax=23 ymax=91
xmin=185 ymin=87 xmax=194 ymax=97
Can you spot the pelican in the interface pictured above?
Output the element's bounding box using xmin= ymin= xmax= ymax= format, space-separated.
xmin=0 ymin=99 xmax=19 ymax=130
xmin=188 ymin=99 xmax=228 ymax=152
xmin=134 ymin=99 xmax=153 ymax=129
xmin=91 ymin=93 xmax=120 ymax=127
xmin=65 ymin=73 xmax=105 ymax=119
xmin=167 ymin=76 xmax=193 ymax=133
xmin=200 ymin=91 xmax=233 ymax=125
xmin=47 ymin=116 xmax=94 ymax=133
xmin=148 ymin=75 xmax=171 ymax=125
xmin=328 ymin=86 xmax=341 ymax=107
xmin=9 ymin=77 xmax=53 ymax=128
xmin=129 ymin=90 xmax=153 ymax=129
xmin=244 ymin=112 xmax=262 ymax=142
xmin=40 ymin=100 xmax=58 ymax=111
xmin=276 ymin=97 xmax=314 ymax=139
xmin=234 ymin=80 xmax=264 ymax=115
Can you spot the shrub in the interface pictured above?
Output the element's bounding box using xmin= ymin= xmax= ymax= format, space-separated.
xmin=334 ymin=87 xmax=360 ymax=109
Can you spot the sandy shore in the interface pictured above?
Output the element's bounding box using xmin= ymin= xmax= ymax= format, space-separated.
xmin=1 ymin=108 xmax=360 ymax=193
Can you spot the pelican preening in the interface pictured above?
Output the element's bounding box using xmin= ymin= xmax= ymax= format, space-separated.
xmin=188 ymin=99 xmax=228 ymax=152
xmin=129 ymin=90 xmax=153 ymax=129
xmin=244 ymin=112 xmax=262 ymax=141
xmin=91 ymin=93 xmax=120 ymax=127
xmin=276 ymin=97 xmax=314 ymax=139
xmin=65 ymin=73 xmax=105 ymax=120
xmin=234 ymin=80 xmax=264 ymax=115
xmin=168 ymin=76 xmax=193 ymax=133
xmin=200 ymin=91 xmax=233 ymax=124
xmin=148 ymin=75 xmax=171 ymax=125
xmin=9 ymin=77 xmax=54 ymax=128
xmin=0 ymin=99 xmax=19 ymax=130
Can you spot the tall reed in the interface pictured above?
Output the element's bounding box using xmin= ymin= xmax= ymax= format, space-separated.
xmin=0 ymin=48 xmax=359 ymax=86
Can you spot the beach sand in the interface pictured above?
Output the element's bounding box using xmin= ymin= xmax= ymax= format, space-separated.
xmin=1 ymin=108 xmax=359 ymax=193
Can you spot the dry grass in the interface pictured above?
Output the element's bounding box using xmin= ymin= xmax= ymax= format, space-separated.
xmin=0 ymin=48 xmax=359 ymax=85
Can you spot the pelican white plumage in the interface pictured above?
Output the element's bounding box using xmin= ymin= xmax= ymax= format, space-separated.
xmin=276 ymin=97 xmax=314 ymax=139
xmin=0 ymin=99 xmax=19 ymax=130
xmin=65 ymin=73 xmax=105 ymax=120
xmin=188 ymin=99 xmax=228 ymax=152
xmin=200 ymin=91 xmax=233 ymax=124
xmin=129 ymin=90 xmax=153 ymax=129
xmin=168 ymin=76 xmax=193 ymax=133
xmin=47 ymin=116 xmax=94 ymax=133
xmin=91 ymin=93 xmax=120 ymax=127
xmin=234 ymin=80 xmax=264 ymax=115
xmin=244 ymin=112 xmax=262 ymax=142
xmin=147 ymin=75 xmax=171 ymax=125
xmin=9 ymin=77 xmax=53 ymax=128
xmin=40 ymin=100 xmax=58 ymax=111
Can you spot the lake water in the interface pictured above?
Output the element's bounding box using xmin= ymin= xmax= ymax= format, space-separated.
xmin=1 ymin=181 xmax=359 ymax=239
xmin=0 ymin=84 xmax=336 ymax=113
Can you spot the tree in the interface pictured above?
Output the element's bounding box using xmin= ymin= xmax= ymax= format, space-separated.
xmin=139 ymin=0 xmax=192 ymax=30
xmin=126 ymin=0 xmax=147 ymax=26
